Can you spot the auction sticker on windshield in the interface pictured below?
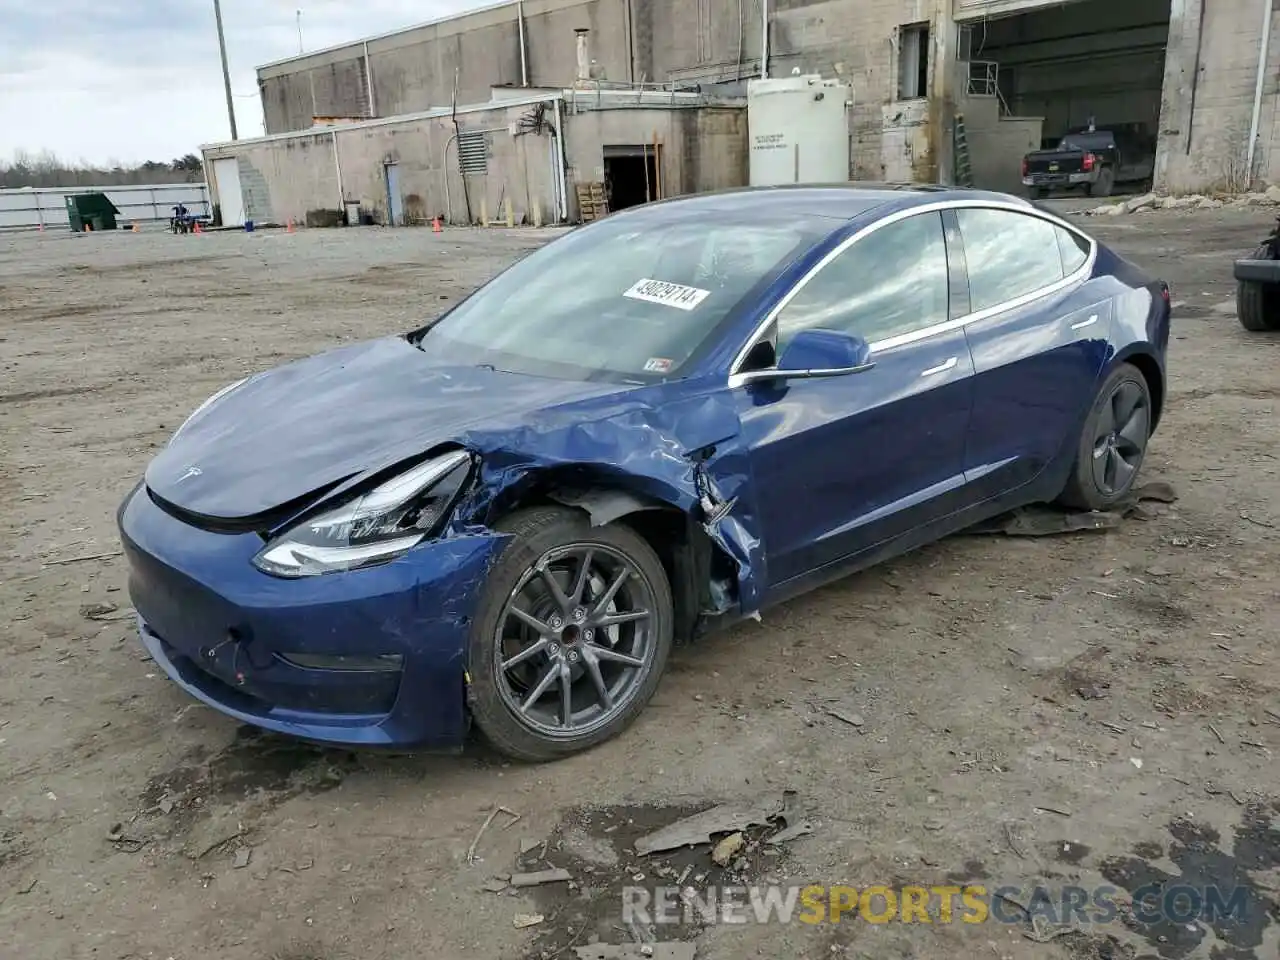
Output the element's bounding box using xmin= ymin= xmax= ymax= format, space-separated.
xmin=623 ymin=278 xmax=711 ymax=311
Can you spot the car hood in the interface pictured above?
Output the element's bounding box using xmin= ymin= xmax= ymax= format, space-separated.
xmin=145 ymin=337 xmax=625 ymax=521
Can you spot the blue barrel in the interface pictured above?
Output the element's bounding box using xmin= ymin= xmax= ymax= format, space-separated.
xmin=244 ymin=219 xmax=255 ymax=233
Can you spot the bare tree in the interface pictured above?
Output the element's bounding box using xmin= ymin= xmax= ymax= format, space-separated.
xmin=0 ymin=151 xmax=205 ymax=189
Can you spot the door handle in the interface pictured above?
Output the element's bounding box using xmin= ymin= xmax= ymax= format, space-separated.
xmin=920 ymin=356 xmax=958 ymax=377
xmin=1070 ymin=313 xmax=1099 ymax=330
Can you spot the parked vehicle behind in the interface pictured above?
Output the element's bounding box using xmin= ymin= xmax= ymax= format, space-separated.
xmin=1234 ymin=215 xmax=1280 ymax=331
xmin=1022 ymin=123 xmax=1157 ymax=199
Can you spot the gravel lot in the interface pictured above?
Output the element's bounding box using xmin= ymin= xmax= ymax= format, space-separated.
xmin=2 ymin=205 xmax=1279 ymax=960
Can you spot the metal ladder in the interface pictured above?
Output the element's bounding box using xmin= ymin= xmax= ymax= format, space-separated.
xmin=953 ymin=114 xmax=974 ymax=188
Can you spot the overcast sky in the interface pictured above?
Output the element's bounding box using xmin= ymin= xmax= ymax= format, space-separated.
xmin=0 ymin=0 xmax=484 ymax=167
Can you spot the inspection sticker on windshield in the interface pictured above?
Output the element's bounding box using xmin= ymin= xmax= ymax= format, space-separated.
xmin=623 ymin=278 xmax=711 ymax=311
xmin=643 ymin=357 xmax=674 ymax=373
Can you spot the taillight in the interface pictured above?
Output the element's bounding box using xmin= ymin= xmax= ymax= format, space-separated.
xmin=1021 ymin=157 xmax=1028 ymax=176
xmin=1161 ymin=284 xmax=1170 ymax=303
xmin=1082 ymin=153 xmax=1096 ymax=172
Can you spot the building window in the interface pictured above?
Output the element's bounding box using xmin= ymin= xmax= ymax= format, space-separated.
xmin=898 ymin=23 xmax=931 ymax=100
xmin=458 ymin=131 xmax=489 ymax=175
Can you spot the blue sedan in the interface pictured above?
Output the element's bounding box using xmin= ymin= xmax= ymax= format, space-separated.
xmin=118 ymin=185 xmax=1170 ymax=761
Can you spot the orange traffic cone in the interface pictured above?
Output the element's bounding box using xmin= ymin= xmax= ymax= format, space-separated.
xmin=194 ymin=221 xmax=202 ymax=235
xmin=432 ymin=216 xmax=442 ymax=233
xmin=83 ymin=224 xmax=90 ymax=233
xmin=286 ymin=218 xmax=295 ymax=233
xmin=131 ymin=223 xmax=139 ymax=233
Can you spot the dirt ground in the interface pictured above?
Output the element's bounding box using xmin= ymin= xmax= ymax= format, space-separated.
xmin=2 ymin=204 xmax=1279 ymax=960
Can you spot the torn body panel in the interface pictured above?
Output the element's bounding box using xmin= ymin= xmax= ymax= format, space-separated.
xmin=447 ymin=388 xmax=767 ymax=626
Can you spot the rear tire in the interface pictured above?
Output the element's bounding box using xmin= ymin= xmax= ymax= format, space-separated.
xmin=1087 ymin=168 xmax=1115 ymax=198
xmin=1029 ymin=187 xmax=1048 ymax=201
xmin=1238 ymin=243 xmax=1280 ymax=331
xmin=1057 ymin=363 xmax=1152 ymax=511
xmin=466 ymin=506 xmax=673 ymax=763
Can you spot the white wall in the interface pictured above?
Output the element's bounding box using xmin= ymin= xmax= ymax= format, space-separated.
xmin=0 ymin=184 xmax=210 ymax=231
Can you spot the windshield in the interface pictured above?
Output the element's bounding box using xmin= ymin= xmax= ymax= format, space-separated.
xmin=414 ymin=211 xmax=830 ymax=383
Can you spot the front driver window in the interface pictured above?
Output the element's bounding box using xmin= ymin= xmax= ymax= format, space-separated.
xmin=775 ymin=211 xmax=950 ymax=353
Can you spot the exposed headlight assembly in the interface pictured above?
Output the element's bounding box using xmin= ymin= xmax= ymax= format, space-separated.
xmin=252 ymin=449 xmax=472 ymax=578
xmin=171 ymin=377 xmax=249 ymax=442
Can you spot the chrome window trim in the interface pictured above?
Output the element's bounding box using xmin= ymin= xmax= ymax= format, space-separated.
xmin=726 ymin=198 xmax=1098 ymax=389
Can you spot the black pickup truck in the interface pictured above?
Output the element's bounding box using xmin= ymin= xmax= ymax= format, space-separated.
xmin=1021 ymin=124 xmax=1156 ymax=199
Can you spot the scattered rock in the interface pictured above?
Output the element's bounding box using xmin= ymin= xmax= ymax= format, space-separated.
xmin=559 ymin=824 xmax=619 ymax=868
xmin=233 ymin=846 xmax=252 ymax=869
xmin=711 ymin=831 xmax=745 ymax=866
xmin=79 ymin=601 xmax=118 ymax=620
xmin=513 ymin=913 xmax=544 ymax=929
xmin=1124 ymin=193 xmax=1157 ymax=213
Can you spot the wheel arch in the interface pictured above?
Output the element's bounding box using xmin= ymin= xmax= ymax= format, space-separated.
xmin=485 ymin=466 xmax=739 ymax=643
xmin=1111 ymin=348 xmax=1164 ymax=433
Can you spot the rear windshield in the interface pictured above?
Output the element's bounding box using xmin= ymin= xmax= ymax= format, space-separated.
xmin=415 ymin=210 xmax=834 ymax=383
xmin=1060 ymin=133 xmax=1112 ymax=151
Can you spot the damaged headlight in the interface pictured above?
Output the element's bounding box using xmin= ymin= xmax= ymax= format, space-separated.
xmin=252 ymin=449 xmax=472 ymax=578
xmin=171 ymin=377 xmax=249 ymax=442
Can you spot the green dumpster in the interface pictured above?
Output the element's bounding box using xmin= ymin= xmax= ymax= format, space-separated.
xmin=66 ymin=193 xmax=121 ymax=232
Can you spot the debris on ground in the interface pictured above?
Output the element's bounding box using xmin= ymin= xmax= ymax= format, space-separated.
xmin=480 ymin=877 xmax=510 ymax=893
xmin=79 ymin=601 xmax=119 ymax=620
xmin=961 ymin=482 xmax=1178 ymax=537
xmin=105 ymin=823 xmax=146 ymax=853
xmin=573 ymin=944 xmax=696 ymax=960
xmin=510 ymin=868 xmax=572 ymax=887
xmin=633 ymin=793 xmax=792 ymax=855
xmin=465 ymin=805 xmax=521 ymax=864
xmin=824 ymin=706 xmax=864 ymax=727
xmin=232 ymin=846 xmax=252 ymax=869
xmin=1080 ymin=189 xmax=1280 ymax=216
xmin=710 ymin=832 xmax=745 ymax=866
xmin=513 ymin=913 xmax=545 ymax=929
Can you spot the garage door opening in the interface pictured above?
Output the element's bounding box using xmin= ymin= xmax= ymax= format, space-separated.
xmin=603 ymin=146 xmax=659 ymax=212
xmin=962 ymin=0 xmax=1171 ymax=197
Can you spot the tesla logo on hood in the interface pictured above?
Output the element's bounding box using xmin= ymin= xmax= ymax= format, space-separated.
xmin=176 ymin=466 xmax=203 ymax=483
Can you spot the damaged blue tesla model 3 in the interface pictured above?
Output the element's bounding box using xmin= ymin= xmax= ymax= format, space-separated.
xmin=118 ymin=185 xmax=1170 ymax=761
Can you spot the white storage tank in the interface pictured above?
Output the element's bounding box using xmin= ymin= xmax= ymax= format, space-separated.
xmin=747 ymin=74 xmax=852 ymax=186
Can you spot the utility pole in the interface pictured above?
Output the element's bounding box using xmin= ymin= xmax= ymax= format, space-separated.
xmin=214 ymin=0 xmax=239 ymax=140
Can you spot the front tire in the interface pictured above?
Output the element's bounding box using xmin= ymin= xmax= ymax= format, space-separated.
xmin=1058 ymin=363 xmax=1152 ymax=511
xmin=1238 ymin=243 xmax=1280 ymax=331
xmin=467 ymin=506 xmax=673 ymax=762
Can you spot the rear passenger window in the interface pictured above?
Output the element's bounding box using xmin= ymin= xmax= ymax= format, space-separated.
xmin=956 ymin=208 xmax=1065 ymax=313
xmin=1056 ymin=226 xmax=1090 ymax=275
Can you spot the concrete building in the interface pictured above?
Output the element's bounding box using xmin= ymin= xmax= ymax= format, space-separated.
xmin=204 ymin=0 xmax=1280 ymax=224
xmin=203 ymin=86 xmax=747 ymax=227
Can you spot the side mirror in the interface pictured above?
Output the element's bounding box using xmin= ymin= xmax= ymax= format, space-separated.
xmin=739 ymin=328 xmax=875 ymax=384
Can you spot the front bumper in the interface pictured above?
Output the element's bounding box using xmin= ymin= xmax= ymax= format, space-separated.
xmin=1234 ymin=258 xmax=1280 ymax=285
xmin=118 ymin=484 xmax=507 ymax=747
xmin=1022 ymin=173 xmax=1095 ymax=188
